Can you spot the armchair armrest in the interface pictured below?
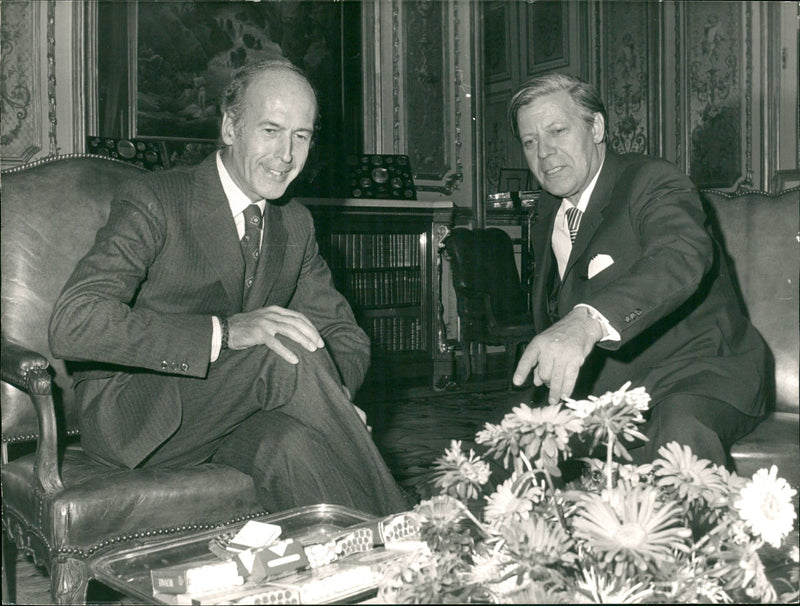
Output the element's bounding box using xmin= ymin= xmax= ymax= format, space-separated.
xmin=1 ymin=337 xmax=65 ymax=493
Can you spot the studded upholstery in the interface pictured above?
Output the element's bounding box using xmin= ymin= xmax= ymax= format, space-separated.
xmin=702 ymin=187 xmax=800 ymax=488
xmin=1 ymin=155 xmax=268 ymax=605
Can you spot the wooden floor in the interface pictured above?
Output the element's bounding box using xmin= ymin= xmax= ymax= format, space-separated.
xmin=4 ymin=377 xmax=518 ymax=605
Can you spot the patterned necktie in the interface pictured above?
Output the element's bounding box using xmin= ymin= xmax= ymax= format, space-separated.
xmin=241 ymin=203 xmax=263 ymax=292
xmin=565 ymin=205 xmax=583 ymax=244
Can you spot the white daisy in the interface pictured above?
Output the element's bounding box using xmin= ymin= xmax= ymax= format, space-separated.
xmin=734 ymin=465 xmax=797 ymax=548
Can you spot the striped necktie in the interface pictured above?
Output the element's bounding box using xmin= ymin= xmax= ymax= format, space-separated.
xmin=241 ymin=203 xmax=263 ymax=292
xmin=565 ymin=205 xmax=583 ymax=243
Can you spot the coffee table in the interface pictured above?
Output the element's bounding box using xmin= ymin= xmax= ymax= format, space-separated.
xmin=90 ymin=504 xmax=387 ymax=604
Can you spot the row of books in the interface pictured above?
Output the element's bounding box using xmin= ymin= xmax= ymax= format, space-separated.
xmin=323 ymin=233 xmax=421 ymax=269
xmin=366 ymin=316 xmax=423 ymax=352
xmin=339 ymin=268 xmax=421 ymax=308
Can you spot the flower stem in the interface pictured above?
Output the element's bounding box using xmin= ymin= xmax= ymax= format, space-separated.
xmin=606 ymin=429 xmax=615 ymax=494
xmin=456 ymin=500 xmax=492 ymax=539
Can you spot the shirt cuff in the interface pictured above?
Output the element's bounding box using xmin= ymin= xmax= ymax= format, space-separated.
xmin=210 ymin=316 xmax=222 ymax=362
xmin=574 ymin=304 xmax=621 ymax=342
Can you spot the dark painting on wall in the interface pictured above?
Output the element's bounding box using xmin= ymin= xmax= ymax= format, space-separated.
xmin=95 ymin=1 xmax=361 ymax=197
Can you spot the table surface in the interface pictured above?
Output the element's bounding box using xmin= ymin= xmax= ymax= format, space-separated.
xmin=90 ymin=504 xmax=381 ymax=605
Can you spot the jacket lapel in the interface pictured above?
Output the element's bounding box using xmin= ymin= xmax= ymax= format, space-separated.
xmin=191 ymin=155 xmax=245 ymax=310
xmin=243 ymin=202 xmax=288 ymax=311
xmin=562 ymin=151 xmax=622 ymax=281
xmin=531 ymin=193 xmax=560 ymax=329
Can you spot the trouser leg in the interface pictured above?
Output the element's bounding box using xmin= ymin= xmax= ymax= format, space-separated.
xmin=211 ymin=340 xmax=411 ymax=516
xmin=626 ymin=394 xmax=762 ymax=468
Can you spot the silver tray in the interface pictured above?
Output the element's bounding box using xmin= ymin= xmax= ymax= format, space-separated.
xmin=91 ymin=504 xmax=378 ymax=604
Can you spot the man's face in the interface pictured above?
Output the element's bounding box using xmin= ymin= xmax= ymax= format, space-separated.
xmin=221 ymin=69 xmax=316 ymax=200
xmin=516 ymin=90 xmax=605 ymax=202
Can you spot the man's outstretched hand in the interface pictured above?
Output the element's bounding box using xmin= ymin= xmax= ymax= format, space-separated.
xmin=512 ymin=307 xmax=604 ymax=404
xmin=227 ymin=305 xmax=324 ymax=364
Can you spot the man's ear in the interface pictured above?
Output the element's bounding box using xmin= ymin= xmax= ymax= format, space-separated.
xmin=221 ymin=112 xmax=236 ymax=146
xmin=592 ymin=112 xmax=605 ymax=143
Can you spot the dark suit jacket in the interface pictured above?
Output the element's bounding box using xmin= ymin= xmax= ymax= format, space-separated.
xmin=530 ymin=151 xmax=768 ymax=416
xmin=49 ymin=153 xmax=370 ymax=467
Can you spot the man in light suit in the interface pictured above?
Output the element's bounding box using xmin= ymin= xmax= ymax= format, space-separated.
xmin=49 ymin=58 xmax=409 ymax=515
xmin=509 ymin=73 xmax=768 ymax=466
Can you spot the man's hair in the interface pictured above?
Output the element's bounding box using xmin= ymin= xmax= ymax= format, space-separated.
xmin=220 ymin=58 xmax=319 ymax=131
xmin=507 ymin=72 xmax=608 ymax=140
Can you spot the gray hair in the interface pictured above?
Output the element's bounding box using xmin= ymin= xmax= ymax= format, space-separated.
xmin=220 ymin=58 xmax=319 ymax=131
xmin=507 ymin=73 xmax=607 ymax=140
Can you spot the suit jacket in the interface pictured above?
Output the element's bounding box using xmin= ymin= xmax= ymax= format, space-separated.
xmin=49 ymin=153 xmax=370 ymax=467
xmin=530 ymin=151 xmax=768 ymax=415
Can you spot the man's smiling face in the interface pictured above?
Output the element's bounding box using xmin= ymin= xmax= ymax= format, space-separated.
xmin=516 ymin=90 xmax=605 ymax=202
xmin=221 ymin=68 xmax=317 ymax=201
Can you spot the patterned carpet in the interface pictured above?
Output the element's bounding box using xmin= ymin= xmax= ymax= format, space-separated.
xmin=5 ymin=379 xmax=524 ymax=605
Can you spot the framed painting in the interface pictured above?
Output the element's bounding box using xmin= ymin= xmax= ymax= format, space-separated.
xmin=498 ymin=168 xmax=533 ymax=193
xmin=90 ymin=0 xmax=361 ymax=196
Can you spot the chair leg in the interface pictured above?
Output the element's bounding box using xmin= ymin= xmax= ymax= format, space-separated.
xmin=504 ymin=343 xmax=519 ymax=389
xmin=51 ymin=557 xmax=89 ymax=605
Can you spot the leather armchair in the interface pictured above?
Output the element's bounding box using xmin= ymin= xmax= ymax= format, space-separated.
xmin=1 ymin=155 xmax=268 ymax=604
xmin=443 ymin=227 xmax=537 ymax=387
xmin=702 ymin=187 xmax=800 ymax=489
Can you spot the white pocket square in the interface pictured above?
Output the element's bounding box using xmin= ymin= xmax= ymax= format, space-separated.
xmin=587 ymin=254 xmax=614 ymax=279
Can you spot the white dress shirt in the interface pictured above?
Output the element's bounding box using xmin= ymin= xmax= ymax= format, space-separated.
xmin=550 ymin=161 xmax=620 ymax=341
xmin=211 ymin=152 xmax=266 ymax=361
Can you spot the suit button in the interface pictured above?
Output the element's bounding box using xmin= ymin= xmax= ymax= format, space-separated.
xmin=635 ymin=308 xmax=642 ymax=315
xmin=180 ymin=363 xmax=189 ymax=372
xmin=171 ymin=362 xmax=178 ymax=370
xmin=161 ymin=360 xmax=169 ymax=369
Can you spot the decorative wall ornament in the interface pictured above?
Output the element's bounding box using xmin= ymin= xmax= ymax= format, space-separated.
xmin=404 ymin=0 xmax=462 ymax=195
xmin=46 ymin=0 xmax=57 ymax=156
xmin=605 ymin=9 xmax=648 ymax=154
xmin=687 ymin=1 xmax=746 ymax=189
xmin=405 ymin=0 xmax=448 ymax=181
xmin=0 ymin=0 xmax=40 ymax=163
xmin=392 ymin=0 xmax=401 ymax=154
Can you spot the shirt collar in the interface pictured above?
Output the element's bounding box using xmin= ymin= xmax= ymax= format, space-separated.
xmin=216 ymin=150 xmax=265 ymax=216
xmin=563 ymin=156 xmax=605 ymax=213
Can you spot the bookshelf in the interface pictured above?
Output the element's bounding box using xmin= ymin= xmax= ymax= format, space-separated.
xmin=299 ymin=198 xmax=455 ymax=389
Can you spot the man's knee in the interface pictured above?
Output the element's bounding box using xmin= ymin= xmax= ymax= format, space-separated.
xmin=254 ymin=414 xmax=326 ymax=463
xmin=644 ymin=397 xmax=727 ymax=465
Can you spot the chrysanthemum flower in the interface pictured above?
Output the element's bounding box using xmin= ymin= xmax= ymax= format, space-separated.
xmin=734 ymin=465 xmax=797 ymax=548
xmin=483 ymin=474 xmax=537 ymax=527
xmin=652 ymin=442 xmax=728 ymax=506
xmin=565 ymin=383 xmax=650 ymax=460
xmin=468 ymin=551 xmax=526 ymax=596
xmin=432 ymin=439 xmax=492 ymax=500
xmin=414 ymin=495 xmax=475 ymax=556
xmin=477 ymin=402 xmax=583 ymax=475
xmin=572 ymin=486 xmax=691 ymax=576
xmin=500 ymin=516 xmax=577 ymax=580
xmin=575 ymin=566 xmax=655 ymax=603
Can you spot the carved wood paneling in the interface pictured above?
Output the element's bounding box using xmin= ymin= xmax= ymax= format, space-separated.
xmin=604 ymin=2 xmax=649 ymax=154
xmin=686 ymin=1 xmax=749 ymax=189
xmin=1 ymin=0 xmax=42 ymax=164
xmin=404 ymin=0 xmax=449 ymax=181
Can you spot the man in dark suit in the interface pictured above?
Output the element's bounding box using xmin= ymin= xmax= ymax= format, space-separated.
xmin=508 ymin=73 xmax=768 ymax=466
xmin=49 ymin=58 xmax=408 ymax=515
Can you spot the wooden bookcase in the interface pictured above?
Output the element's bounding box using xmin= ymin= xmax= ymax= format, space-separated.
xmin=300 ymin=198 xmax=455 ymax=390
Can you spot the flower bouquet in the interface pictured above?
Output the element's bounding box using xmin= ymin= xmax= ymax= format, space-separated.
xmin=378 ymin=383 xmax=799 ymax=603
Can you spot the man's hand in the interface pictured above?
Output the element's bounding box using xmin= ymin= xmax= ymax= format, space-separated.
xmin=512 ymin=307 xmax=605 ymax=404
xmin=227 ymin=306 xmax=324 ymax=364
